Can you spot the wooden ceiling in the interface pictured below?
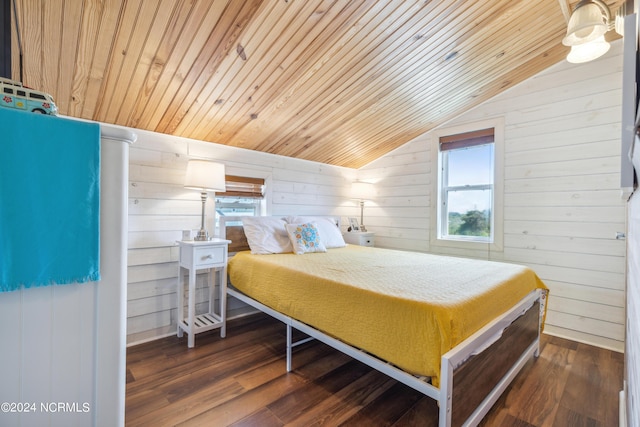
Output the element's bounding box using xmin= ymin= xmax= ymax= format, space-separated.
xmin=9 ymin=0 xmax=625 ymax=168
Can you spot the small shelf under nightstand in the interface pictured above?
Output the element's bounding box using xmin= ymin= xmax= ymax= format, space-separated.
xmin=176 ymin=238 xmax=230 ymax=348
xmin=343 ymin=231 xmax=375 ymax=247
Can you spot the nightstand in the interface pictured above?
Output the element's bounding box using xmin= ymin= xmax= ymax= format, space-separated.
xmin=343 ymin=231 xmax=375 ymax=247
xmin=177 ymin=238 xmax=231 ymax=348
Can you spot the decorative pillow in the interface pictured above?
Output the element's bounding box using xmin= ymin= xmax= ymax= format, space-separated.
xmin=284 ymin=216 xmax=346 ymax=248
xmin=285 ymin=222 xmax=327 ymax=255
xmin=242 ymin=216 xmax=293 ymax=254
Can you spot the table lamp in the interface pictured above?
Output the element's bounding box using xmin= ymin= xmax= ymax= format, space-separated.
xmin=351 ymin=181 xmax=374 ymax=232
xmin=184 ymin=160 xmax=226 ymax=241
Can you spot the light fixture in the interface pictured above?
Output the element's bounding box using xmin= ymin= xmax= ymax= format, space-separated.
xmin=562 ymin=0 xmax=613 ymax=63
xmin=567 ymin=35 xmax=610 ymax=63
xmin=184 ymin=160 xmax=226 ymax=241
xmin=351 ymin=181 xmax=374 ymax=232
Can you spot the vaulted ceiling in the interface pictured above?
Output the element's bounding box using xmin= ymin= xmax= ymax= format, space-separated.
xmin=8 ymin=0 xmax=625 ymax=168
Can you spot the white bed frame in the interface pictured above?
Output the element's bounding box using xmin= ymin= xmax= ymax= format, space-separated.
xmin=221 ymin=217 xmax=545 ymax=427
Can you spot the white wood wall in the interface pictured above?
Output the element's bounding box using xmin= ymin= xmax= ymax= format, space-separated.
xmin=358 ymin=40 xmax=626 ymax=352
xmin=126 ymin=130 xmax=356 ymax=345
xmin=0 ymin=125 xmax=132 ymax=427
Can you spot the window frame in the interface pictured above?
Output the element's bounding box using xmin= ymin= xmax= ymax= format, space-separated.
xmin=430 ymin=118 xmax=504 ymax=252
xmin=213 ymin=172 xmax=272 ymax=235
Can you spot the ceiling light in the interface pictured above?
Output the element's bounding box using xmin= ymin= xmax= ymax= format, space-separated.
xmin=563 ymin=0 xmax=610 ymax=46
xmin=566 ymin=35 xmax=611 ymax=63
xmin=562 ymin=0 xmax=614 ymax=63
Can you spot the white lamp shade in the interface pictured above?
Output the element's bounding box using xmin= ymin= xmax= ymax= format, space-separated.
xmin=563 ymin=1 xmax=608 ymax=46
xmin=566 ymin=35 xmax=610 ymax=63
xmin=184 ymin=160 xmax=226 ymax=192
xmin=351 ymin=181 xmax=374 ymax=200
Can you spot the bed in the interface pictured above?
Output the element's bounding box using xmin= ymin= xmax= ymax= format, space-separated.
xmin=221 ymin=216 xmax=548 ymax=427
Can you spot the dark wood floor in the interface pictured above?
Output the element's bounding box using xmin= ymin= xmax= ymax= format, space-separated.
xmin=126 ymin=313 xmax=623 ymax=426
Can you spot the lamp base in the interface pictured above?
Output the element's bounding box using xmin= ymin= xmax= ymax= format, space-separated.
xmin=359 ymin=200 xmax=366 ymax=232
xmin=194 ymin=192 xmax=209 ymax=241
xmin=194 ymin=229 xmax=209 ymax=241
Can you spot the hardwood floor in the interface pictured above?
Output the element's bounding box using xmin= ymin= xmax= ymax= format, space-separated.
xmin=126 ymin=313 xmax=623 ymax=426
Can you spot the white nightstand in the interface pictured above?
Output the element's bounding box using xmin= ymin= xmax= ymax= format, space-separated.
xmin=177 ymin=238 xmax=230 ymax=348
xmin=343 ymin=231 xmax=375 ymax=247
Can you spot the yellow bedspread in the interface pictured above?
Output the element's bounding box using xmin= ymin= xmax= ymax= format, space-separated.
xmin=228 ymin=245 xmax=547 ymax=386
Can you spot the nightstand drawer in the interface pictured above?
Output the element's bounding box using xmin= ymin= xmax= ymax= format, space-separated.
xmin=194 ymin=246 xmax=225 ymax=267
xmin=360 ymin=235 xmax=375 ymax=247
xmin=343 ymin=232 xmax=375 ymax=247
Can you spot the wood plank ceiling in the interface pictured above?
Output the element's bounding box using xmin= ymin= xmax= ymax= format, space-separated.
xmin=9 ymin=0 xmax=625 ymax=168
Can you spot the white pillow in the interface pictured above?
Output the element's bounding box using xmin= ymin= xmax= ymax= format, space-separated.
xmin=284 ymin=222 xmax=327 ymax=255
xmin=284 ymin=216 xmax=346 ymax=248
xmin=242 ymin=216 xmax=293 ymax=254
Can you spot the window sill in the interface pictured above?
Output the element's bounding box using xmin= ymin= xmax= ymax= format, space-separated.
xmin=430 ymin=236 xmax=503 ymax=252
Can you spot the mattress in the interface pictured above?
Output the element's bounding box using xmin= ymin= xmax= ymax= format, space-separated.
xmin=227 ymin=245 xmax=547 ymax=386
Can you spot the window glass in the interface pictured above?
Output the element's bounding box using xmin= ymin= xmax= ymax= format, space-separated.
xmin=215 ymin=197 xmax=261 ymax=217
xmin=446 ymin=144 xmax=493 ymax=187
xmin=445 ymin=188 xmax=492 ymax=238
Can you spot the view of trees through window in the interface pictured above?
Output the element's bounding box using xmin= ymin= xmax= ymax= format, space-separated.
xmin=448 ymin=209 xmax=491 ymax=237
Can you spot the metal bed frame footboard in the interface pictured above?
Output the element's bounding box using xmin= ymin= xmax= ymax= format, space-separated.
xmin=439 ymin=289 xmax=543 ymax=426
xmin=227 ymin=286 xmax=544 ymax=427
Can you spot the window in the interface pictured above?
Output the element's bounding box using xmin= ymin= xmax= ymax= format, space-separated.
xmin=440 ymin=128 xmax=494 ymax=242
xmin=431 ymin=119 xmax=504 ymax=251
xmin=214 ymin=175 xmax=265 ymax=229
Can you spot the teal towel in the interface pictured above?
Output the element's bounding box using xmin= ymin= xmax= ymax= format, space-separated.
xmin=0 ymin=108 xmax=100 ymax=292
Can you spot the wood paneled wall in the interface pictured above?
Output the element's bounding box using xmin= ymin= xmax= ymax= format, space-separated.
xmin=126 ymin=129 xmax=355 ymax=345
xmin=359 ymin=40 xmax=626 ymax=352
xmin=0 ymin=125 xmax=132 ymax=427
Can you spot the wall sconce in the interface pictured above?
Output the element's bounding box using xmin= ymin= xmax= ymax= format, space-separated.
xmin=351 ymin=181 xmax=374 ymax=232
xmin=562 ymin=0 xmax=613 ymax=63
xmin=184 ymin=160 xmax=226 ymax=241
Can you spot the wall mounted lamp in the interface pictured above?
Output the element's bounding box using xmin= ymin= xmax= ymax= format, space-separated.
xmin=562 ymin=0 xmax=614 ymax=63
xmin=184 ymin=160 xmax=226 ymax=241
xmin=351 ymin=181 xmax=374 ymax=232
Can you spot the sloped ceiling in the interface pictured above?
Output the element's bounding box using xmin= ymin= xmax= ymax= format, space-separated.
xmin=9 ymin=0 xmax=624 ymax=168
